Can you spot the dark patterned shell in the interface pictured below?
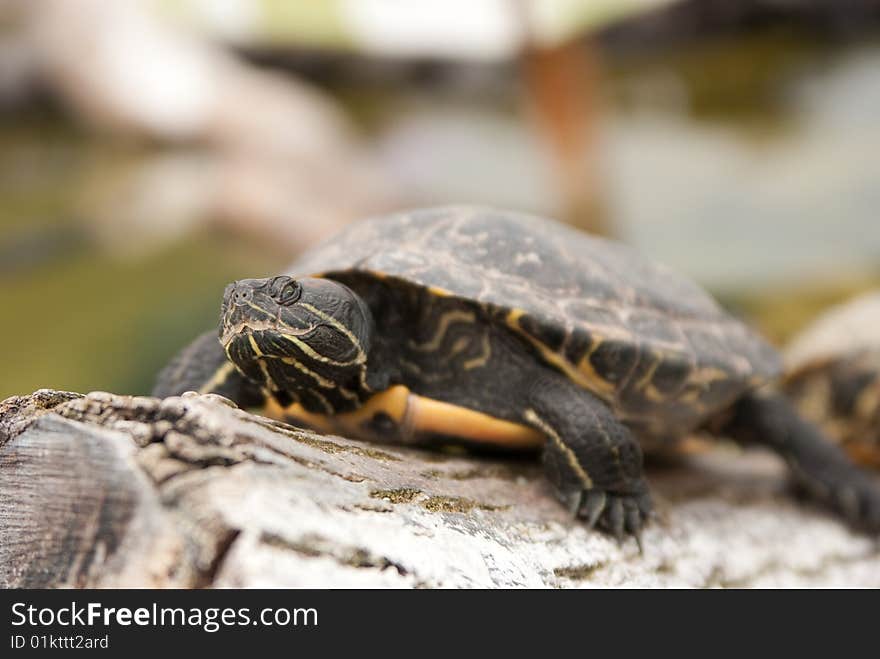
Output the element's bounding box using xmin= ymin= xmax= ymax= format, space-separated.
xmin=784 ymin=292 xmax=880 ymax=466
xmin=290 ymin=206 xmax=780 ymax=433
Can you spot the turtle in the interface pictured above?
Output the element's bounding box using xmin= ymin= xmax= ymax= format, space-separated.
xmin=154 ymin=205 xmax=880 ymax=539
xmin=784 ymin=291 xmax=880 ymax=469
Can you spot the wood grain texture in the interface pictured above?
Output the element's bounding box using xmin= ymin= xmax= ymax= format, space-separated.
xmin=1 ymin=390 xmax=878 ymax=587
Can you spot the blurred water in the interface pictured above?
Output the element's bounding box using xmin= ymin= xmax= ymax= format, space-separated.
xmin=1 ymin=32 xmax=879 ymax=399
xmin=373 ymin=34 xmax=880 ymax=294
xmin=608 ymin=40 xmax=880 ymax=293
xmin=0 ymin=115 xmax=285 ymax=398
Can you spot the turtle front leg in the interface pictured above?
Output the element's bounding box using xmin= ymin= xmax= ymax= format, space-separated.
xmin=525 ymin=375 xmax=652 ymax=540
xmin=153 ymin=330 xmax=265 ymax=408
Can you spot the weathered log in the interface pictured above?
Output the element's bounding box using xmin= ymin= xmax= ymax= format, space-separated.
xmin=1 ymin=389 xmax=878 ymax=587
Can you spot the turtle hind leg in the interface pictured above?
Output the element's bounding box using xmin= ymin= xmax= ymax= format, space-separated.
xmin=525 ymin=375 xmax=653 ymax=541
xmin=721 ymin=391 xmax=880 ymax=532
xmin=152 ymin=330 xmax=265 ymax=408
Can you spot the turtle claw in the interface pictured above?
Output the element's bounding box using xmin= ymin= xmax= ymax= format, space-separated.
xmin=625 ymin=500 xmax=645 ymax=553
xmin=624 ymin=500 xmax=643 ymax=533
xmin=633 ymin=531 xmax=645 ymax=554
xmin=579 ymin=490 xmax=607 ymax=529
xmin=562 ymin=490 xmax=582 ymax=517
xmin=607 ymin=497 xmax=625 ymax=541
xmin=571 ymin=487 xmax=653 ymax=544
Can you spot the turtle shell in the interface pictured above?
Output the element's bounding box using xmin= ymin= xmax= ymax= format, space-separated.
xmin=785 ymin=291 xmax=880 ymax=371
xmin=784 ymin=291 xmax=880 ymax=466
xmin=290 ymin=206 xmax=780 ymax=434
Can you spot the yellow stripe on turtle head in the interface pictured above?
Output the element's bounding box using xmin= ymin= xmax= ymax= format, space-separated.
xmin=298 ymin=302 xmax=367 ymax=362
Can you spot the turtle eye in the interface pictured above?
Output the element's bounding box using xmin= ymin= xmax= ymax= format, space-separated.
xmin=270 ymin=277 xmax=301 ymax=305
xmin=280 ymin=282 xmax=300 ymax=305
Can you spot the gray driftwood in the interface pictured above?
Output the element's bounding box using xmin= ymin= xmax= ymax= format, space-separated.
xmin=1 ymin=389 xmax=878 ymax=588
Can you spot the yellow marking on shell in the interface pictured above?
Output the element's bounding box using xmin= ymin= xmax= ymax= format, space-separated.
xmin=635 ymin=353 xmax=661 ymax=390
xmin=450 ymin=337 xmax=470 ymax=355
xmin=427 ymin=285 xmax=453 ymax=298
xmin=298 ymin=302 xmax=367 ymax=362
xmin=524 ymin=409 xmax=593 ymax=489
xmin=688 ymin=367 xmax=731 ymax=385
xmin=279 ymin=333 xmax=364 ymax=367
xmin=506 ymin=308 xmax=526 ymax=325
xmin=462 ymin=332 xmax=492 ymax=370
xmin=643 ymin=385 xmax=667 ymax=403
xmin=664 ymin=365 xmax=735 ymax=409
xmin=506 ymin=309 xmax=615 ymax=400
xmin=197 ymin=362 xmax=237 ymax=394
xmin=637 ymin=350 xmax=689 ymax=403
xmin=280 ymin=356 xmax=336 ymax=389
xmin=577 ymin=332 xmax=656 ymax=401
xmin=574 ymin=336 xmax=617 ymax=397
xmin=410 ymin=310 xmax=476 ymax=352
xmin=263 ymin=385 xmax=544 ymax=449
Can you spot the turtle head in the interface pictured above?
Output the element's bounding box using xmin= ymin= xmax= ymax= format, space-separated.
xmin=219 ymin=276 xmax=373 ymax=411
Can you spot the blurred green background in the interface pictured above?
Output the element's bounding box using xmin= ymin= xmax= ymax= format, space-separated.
xmin=1 ymin=0 xmax=879 ymax=399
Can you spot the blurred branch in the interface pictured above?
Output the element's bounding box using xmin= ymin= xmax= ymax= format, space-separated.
xmin=521 ymin=38 xmax=608 ymax=235
xmin=20 ymin=0 xmax=398 ymax=256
